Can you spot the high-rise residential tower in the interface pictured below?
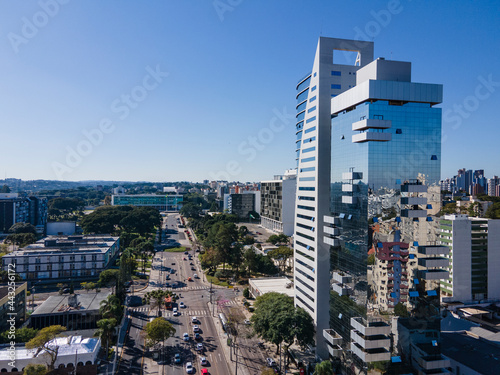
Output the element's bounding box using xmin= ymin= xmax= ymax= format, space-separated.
xmin=294 ymin=37 xmax=448 ymax=373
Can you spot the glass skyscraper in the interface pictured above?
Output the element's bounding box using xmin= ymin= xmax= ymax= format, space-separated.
xmin=294 ymin=37 xmax=450 ymax=374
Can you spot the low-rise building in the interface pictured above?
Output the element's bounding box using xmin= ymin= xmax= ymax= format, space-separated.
xmin=248 ymin=277 xmax=294 ymax=299
xmin=111 ymin=194 xmax=183 ymax=211
xmin=0 ymin=335 xmax=100 ymax=373
xmin=30 ymin=292 xmax=112 ymax=330
xmin=1 ymin=235 xmax=120 ymax=284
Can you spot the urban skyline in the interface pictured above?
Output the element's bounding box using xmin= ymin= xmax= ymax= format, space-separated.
xmin=1 ymin=1 xmax=500 ymax=182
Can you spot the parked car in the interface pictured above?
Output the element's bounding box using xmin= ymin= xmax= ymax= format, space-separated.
xmin=267 ymin=358 xmax=277 ymax=367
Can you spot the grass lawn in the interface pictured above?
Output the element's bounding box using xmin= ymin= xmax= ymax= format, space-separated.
xmin=163 ymin=247 xmax=187 ymax=253
xmin=206 ymin=274 xmax=230 ymax=287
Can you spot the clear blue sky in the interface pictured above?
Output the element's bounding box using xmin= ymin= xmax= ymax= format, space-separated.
xmin=1 ymin=0 xmax=499 ymax=182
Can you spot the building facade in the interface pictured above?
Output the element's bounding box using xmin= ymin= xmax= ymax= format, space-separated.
xmin=0 ymin=194 xmax=47 ymax=234
xmin=440 ymin=214 xmax=500 ymax=302
xmin=1 ymin=235 xmax=119 ymax=284
xmin=111 ymin=194 xmax=183 ymax=211
xmin=0 ymin=282 xmax=27 ymax=331
xmin=261 ymin=170 xmax=297 ymax=236
xmin=227 ymin=193 xmax=255 ymax=218
xmin=294 ymin=37 xmax=448 ymax=373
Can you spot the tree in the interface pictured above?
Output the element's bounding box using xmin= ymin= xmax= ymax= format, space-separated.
xmin=243 ymin=288 xmax=250 ymax=299
xmin=251 ymin=292 xmax=314 ymax=355
xmin=81 ymin=282 xmax=97 ymax=293
xmin=267 ymin=246 xmax=293 ymax=275
xmin=238 ymin=225 xmax=249 ymax=238
xmin=314 ymin=360 xmax=334 ymax=375
xmin=99 ymin=294 xmax=123 ymax=321
xmin=485 ymin=202 xmax=500 ymax=219
xmin=180 ymin=202 xmax=202 ymax=218
xmin=95 ymin=318 xmax=117 ymax=355
xmin=5 ymin=233 xmax=37 ymax=247
xmin=209 ymin=201 xmax=219 ymax=212
xmin=394 ymin=302 xmax=409 ymax=317
xmin=0 ymin=327 xmax=38 ymax=344
xmin=99 ymin=269 xmax=121 ymax=293
xmin=144 ymin=317 xmax=176 ymax=348
xmin=145 ymin=289 xmax=172 ymax=317
xmin=25 ymin=325 xmax=66 ymax=371
xmin=9 ymin=222 xmax=37 ymax=235
xmin=0 ymin=184 xmax=11 ymax=193
xmin=268 ymin=233 xmax=289 ymax=245
xmin=23 ymin=364 xmax=47 ymax=375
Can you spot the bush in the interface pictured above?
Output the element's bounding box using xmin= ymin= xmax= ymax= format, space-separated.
xmin=243 ymin=288 xmax=250 ymax=299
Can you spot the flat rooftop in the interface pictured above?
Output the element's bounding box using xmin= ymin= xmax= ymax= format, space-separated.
xmin=249 ymin=277 xmax=294 ymax=298
xmin=442 ymin=331 xmax=500 ymax=374
xmin=0 ymin=282 xmax=26 ymax=300
xmin=31 ymin=292 xmax=111 ymax=316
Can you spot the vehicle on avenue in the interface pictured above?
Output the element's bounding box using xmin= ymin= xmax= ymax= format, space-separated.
xmin=191 ymin=266 xmax=196 ymax=271
xmin=184 ymin=251 xmax=188 ymax=255
xmin=193 ymin=325 xmax=200 ymax=332
xmin=200 ymin=357 xmax=208 ymax=366
xmin=183 ymin=333 xmax=190 ymax=341
xmin=173 ymin=310 xmax=180 ymax=316
xmin=196 ymin=343 xmax=204 ymax=351
xmin=192 ymin=316 xmax=198 ymax=323
xmin=200 ymin=369 xmax=209 ymax=374
xmin=244 ymin=319 xmax=251 ymax=325
xmin=179 ymin=302 xmax=186 ymax=308
xmin=267 ymin=357 xmax=277 ymax=367
xmin=193 ymin=274 xmax=199 ymax=279
xmin=174 ymin=353 xmax=181 ymax=364
xmin=187 ymin=277 xmax=193 ymax=281
xmin=185 ymin=362 xmax=194 ymax=374
xmin=194 ymin=332 xmax=201 ymax=340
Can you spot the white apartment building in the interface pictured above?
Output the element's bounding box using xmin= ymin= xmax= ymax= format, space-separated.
xmin=1 ymin=235 xmax=120 ymax=283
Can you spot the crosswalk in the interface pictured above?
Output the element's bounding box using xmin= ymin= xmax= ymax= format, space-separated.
xmin=132 ymin=301 xmax=239 ymax=317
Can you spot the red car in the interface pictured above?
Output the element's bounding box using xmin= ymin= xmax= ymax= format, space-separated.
xmin=200 ymin=369 xmax=209 ymax=374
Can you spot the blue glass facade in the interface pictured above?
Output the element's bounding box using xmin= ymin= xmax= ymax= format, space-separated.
xmin=296 ymin=74 xmax=311 ymax=166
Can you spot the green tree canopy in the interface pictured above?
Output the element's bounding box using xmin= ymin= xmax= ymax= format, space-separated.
xmin=9 ymin=222 xmax=37 ymax=235
xmin=267 ymin=233 xmax=289 ymax=245
xmin=313 ymin=360 xmax=334 ymax=375
xmin=267 ymin=246 xmax=293 ymax=275
xmin=25 ymin=325 xmax=66 ymax=371
xmin=99 ymin=294 xmax=123 ymax=321
xmin=5 ymin=233 xmax=37 ymax=247
xmin=95 ymin=318 xmax=117 ymax=355
xmin=180 ymin=202 xmax=202 ymax=218
xmin=145 ymin=318 xmax=176 ymax=348
xmin=23 ymin=364 xmax=47 ymax=375
xmin=485 ymin=202 xmax=500 ymax=219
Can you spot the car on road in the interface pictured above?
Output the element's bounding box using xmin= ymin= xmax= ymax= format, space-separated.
xmin=193 ymin=274 xmax=199 ymax=279
xmin=196 ymin=343 xmax=204 ymax=351
xmin=194 ymin=332 xmax=201 ymax=340
xmin=171 ymin=262 xmax=175 ymax=265
xmin=174 ymin=353 xmax=181 ymax=364
xmin=267 ymin=358 xmax=277 ymax=367
xmin=166 ymin=275 xmax=170 ymax=280
xmin=192 ymin=316 xmax=198 ymax=323
xmin=189 ymin=262 xmax=193 ymax=265
xmin=183 ymin=257 xmax=187 ymax=260
xmin=173 ymin=310 xmax=180 ymax=316
xmin=187 ymin=277 xmax=193 ymax=281
xmin=170 ymin=269 xmax=175 ymax=274
xmin=179 ymin=302 xmax=186 ymax=308
xmin=200 ymin=369 xmax=209 ymax=374
xmin=165 ymin=282 xmax=171 ymax=288
xmin=193 ymin=325 xmax=200 ymax=332
xmin=184 ymin=251 xmax=188 ymax=254
xmin=200 ymin=357 xmax=208 ymax=366
xmin=244 ymin=319 xmax=251 ymax=325
xmin=191 ymin=266 xmax=196 ymax=271
xmin=185 ymin=362 xmax=194 ymax=374
xmin=183 ymin=333 xmax=190 ymax=341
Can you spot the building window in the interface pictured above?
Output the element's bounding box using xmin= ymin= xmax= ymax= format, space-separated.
xmin=301 ymin=157 xmax=315 ymax=163
xmin=300 ymin=167 xmax=315 ymax=173
xmin=302 ymin=147 xmax=315 ymax=153
xmin=331 ymin=84 xmax=341 ymax=90
xmin=305 ymin=126 xmax=316 ymax=134
xmin=306 ymin=116 xmax=316 ymax=124
xmin=309 ymin=96 xmax=316 ymax=103
xmin=299 ymin=177 xmax=315 ymax=182
xmin=431 ymin=155 xmax=438 ymax=160
xmin=396 ymin=129 xmax=402 ymax=134
xmin=311 ymin=85 xmax=317 ymax=92
xmin=373 ymin=114 xmax=384 ymax=119
xmin=307 ymin=106 xmax=316 ymax=113
xmin=331 ymin=71 xmax=341 ymax=76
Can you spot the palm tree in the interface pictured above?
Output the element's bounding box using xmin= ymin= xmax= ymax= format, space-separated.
xmin=95 ymin=318 xmax=117 ymax=356
xmin=99 ymin=295 xmax=122 ymax=320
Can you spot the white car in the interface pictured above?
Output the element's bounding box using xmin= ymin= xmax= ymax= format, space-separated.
xmin=183 ymin=333 xmax=189 ymax=341
xmin=179 ymin=302 xmax=186 ymax=308
xmin=193 ymin=325 xmax=200 ymax=332
xmin=192 ymin=316 xmax=198 ymax=323
xmin=200 ymin=356 xmax=208 ymax=366
xmin=193 ymin=274 xmax=199 ymax=279
xmin=185 ymin=362 xmax=194 ymax=374
xmin=196 ymin=343 xmax=204 ymax=351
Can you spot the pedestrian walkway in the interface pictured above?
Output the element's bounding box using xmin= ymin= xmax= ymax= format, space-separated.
xmin=131 ymin=306 xmax=241 ymax=318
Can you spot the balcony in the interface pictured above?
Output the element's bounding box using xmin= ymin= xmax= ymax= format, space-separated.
xmin=350 ymin=317 xmax=390 ymax=337
xmin=352 ymin=132 xmax=392 ymax=143
xmin=324 ymin=237 xmax=340 ymax=247
xmin=417 ymin=355 xmax=451 ymax=371
xmin=342 ymin=172 xmax=363 ymax=180
xmin=352 ymin=118 xmax=392 ymax=131
xmin=401 ymin=209 xmax=427 ymax=218
xmin=350 ymin=342 xmax=391 ymax=363
xmin=324 ymin=215 xmax=340 ymax=225
xmin=342 ymin=196 xmax=355 ymax=204
xmin=332 ymin=283 xmax=352 ymax=296
xmin=420 ymin=269 xmax=450 ymax=280
xmin=323 ymin=329 xmax=343 ymax=347
xmin=327 ymin=344 xmax=343 ymax=358
xmin=418 ymin=257 xmax=449 ymax=268
xmin=342 ymin=184 xmax=356 ymax=192
xmin=401 ymin=197 xmax=428 ymax=205
xmin=417 ymin=246 xmax=450 ymax=256
xmin=333 ymin=271 xmax=352 ymax=284
xmin=351 ymin=330 xmax=390 ymax=350
xmin=324 ymin=226 xmax=341 ymax=236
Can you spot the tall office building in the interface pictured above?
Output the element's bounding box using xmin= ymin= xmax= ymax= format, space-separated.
xmin=294 ymin=37 xmax=448 ymax=373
